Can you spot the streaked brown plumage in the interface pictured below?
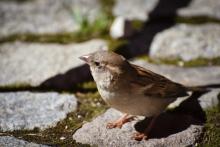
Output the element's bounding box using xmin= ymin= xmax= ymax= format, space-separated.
xmin=130 ymin=64 xmax=188 ymax=99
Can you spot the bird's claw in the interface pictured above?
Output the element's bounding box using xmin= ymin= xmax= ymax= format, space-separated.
xmin=106 ymin=122 xmax=123 ymax=129
xmin=106 ymin=115 xmax=134 ymax=129
xmin=132 ymin=132 xmax=148 ymax=141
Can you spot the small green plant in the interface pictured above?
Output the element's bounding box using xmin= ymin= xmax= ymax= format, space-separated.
xmin=138 ymin=55 xmax=220 ymax=67
xmin=71 ymin=5 xmax=112 ymax=39
xmin=199 ymin=102 xmax=220 ymax=147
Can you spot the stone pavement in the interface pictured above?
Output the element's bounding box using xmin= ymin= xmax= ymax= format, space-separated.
xmin=0 ymin=0 xmax=220 ymax=146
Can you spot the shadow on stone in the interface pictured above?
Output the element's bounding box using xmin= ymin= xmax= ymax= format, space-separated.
xmin=115 ymin=0 xmax=192 ymax=58
xmin=134 ymin=91 xmax=206 ymax=139
xmin=39 ymin=64 xmax=92 ymax=91
xmin=149 ymin=0 xmax=192 ymax=18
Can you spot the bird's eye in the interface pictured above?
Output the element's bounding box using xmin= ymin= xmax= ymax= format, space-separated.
xmin=94 ymin=61 xmax=100 ymax=66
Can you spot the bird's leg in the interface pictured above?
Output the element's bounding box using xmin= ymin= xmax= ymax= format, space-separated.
xmin=106 ymin=113 xmax=134 ymax=129
xmin=132 ymin=115 xmax=158 ymax=141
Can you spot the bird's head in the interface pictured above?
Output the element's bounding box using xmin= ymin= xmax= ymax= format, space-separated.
xmin=79 ymin=50 xmax=130 ymax=84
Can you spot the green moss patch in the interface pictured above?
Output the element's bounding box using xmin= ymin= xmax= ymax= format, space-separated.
xmin=138 ymin=55 xmax=220 ymax=67
xmin=99 ymin=0 xmax=115 ymax=19
xmin=0 ymin=91 xmax=108 ymax=146
xmin=199 ymin=101 xmax=220 ymax=147
xmin=176 ymin=16 xmax=220 ymax=24
xmin=131 ymin=20 xmax=145 ymax=31
xmin=183 ymin=57 xmax=220 ymax=67
xmin=107 ymin=38 xmax=129 ymax=51
xmin=76 ymin=81 xmax=97 ymax=92
xmin=0 ymin=83 xmax=39 ymax=92
xmin=0 ymin=26 xmax=107 ymax=44
xmin=0 ymin=80 xmax=96 ymax=93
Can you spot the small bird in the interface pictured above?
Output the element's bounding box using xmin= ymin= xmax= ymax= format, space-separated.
xmin=79 ymin=50 xmax=202 ymax=141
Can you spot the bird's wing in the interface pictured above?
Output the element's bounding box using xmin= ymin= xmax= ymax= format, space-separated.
xmin=130 ymin=64 xmax=188 ymax=98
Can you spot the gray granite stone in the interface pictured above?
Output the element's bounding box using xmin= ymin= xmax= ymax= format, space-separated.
xmin=73 ymin=109 xmax=203 ymax=147
xmin=110 ymin=17 xmax=134 ymax=39
xmin=199 ymin=89 xmax=220 ymax=110
xmin=178 ymin=0 xmax=220 ymax=19
xmin=0 ymin=92 xmax=77 ymax=131
xmin=0 ymin=0 xmax=101 ymax=37
xmin=0 ymin=136 xmax=48 ymax=147
xmin=0 ymin=39 xmax=107 ymax=87
xmin=113 ymin=0 xmax=159 ymax=21
xmin=149 ymin=24 xmax=220 ymax=61
xmin=133 ymin=59 xmax=220 ymax=87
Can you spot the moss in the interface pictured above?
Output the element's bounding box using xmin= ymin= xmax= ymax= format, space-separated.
xmin=0 ymin=83 xmax=31 ymax=89
xmin=184 ymin=57 xmax=220 ymax=67
xmin=199 ymin=102 xmax=220 ymax=147
xmin=76 ymin=81 xmax=97 ymax=91
xmin=176 ymin=16 xmax=220 ymax=24
xmin=138 ymin=55 xmax=220 ymax=67
xmin=162 ymin=57 xmax=220 ymax=67
xmin=107 ymin=38 xmax=129 ymax=51
xmin=0 ymin=91 xmax=108 ymax=146
xmin=131 ymin=20 xmax=144 ymax=30
xmin=0 ymin=28 xmax=106 ymax=44
xmin=138 ymin=55 xmax=154 ymax=62
xmin=0 ymin=83 xmax=35 ymax=92
xmin=99 ymin=0 xmax=115 ymax=18
xmin=0 ymin=80 xmax=97 ymax=93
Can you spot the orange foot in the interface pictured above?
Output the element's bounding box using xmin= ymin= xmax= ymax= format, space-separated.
xmin=132 ymin=132 xmax=148 ymax=141
xmin=106 ymin=114 xmax=134 ymax=129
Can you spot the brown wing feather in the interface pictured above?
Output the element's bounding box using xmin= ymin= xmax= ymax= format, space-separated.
xmin=130 ymin=64 xmax=188 ymax=98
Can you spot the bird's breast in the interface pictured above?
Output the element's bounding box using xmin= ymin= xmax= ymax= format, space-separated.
xmin=98 ymin=87 xmax=173 ymax=116
xmin=97 ymin=86 xmax=119 ymax=103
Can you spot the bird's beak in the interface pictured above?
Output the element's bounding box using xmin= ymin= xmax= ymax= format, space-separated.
xmin=79 ymin=54 xmax=91 ymax=63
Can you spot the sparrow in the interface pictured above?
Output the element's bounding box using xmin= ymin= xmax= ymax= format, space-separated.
xmin=79 ymin=50 xmax=201 ymax=141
